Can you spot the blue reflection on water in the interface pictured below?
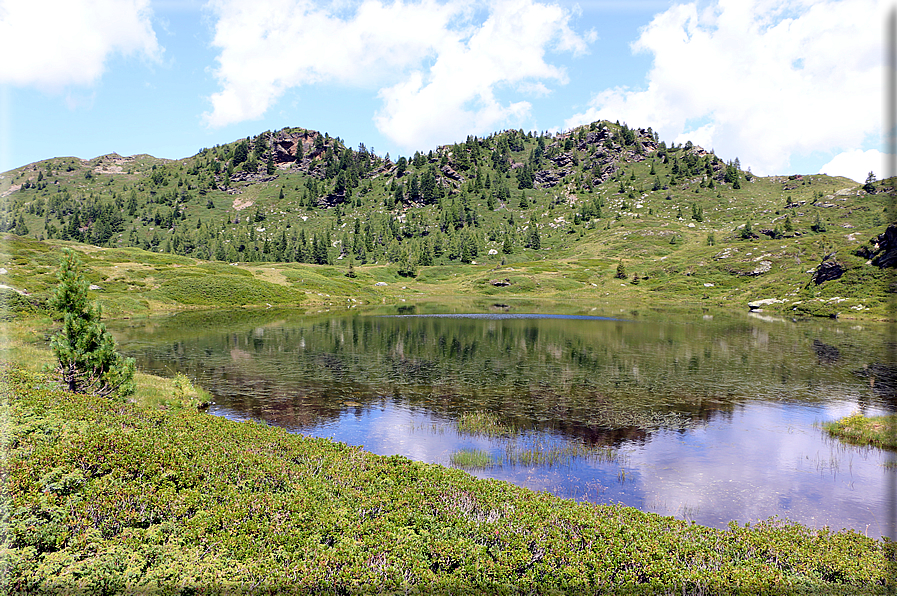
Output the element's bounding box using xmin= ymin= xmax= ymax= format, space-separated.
xmin=212 ymin=395 xmax=895 ymax=539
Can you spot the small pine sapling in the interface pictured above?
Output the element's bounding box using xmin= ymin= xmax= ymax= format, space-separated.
xmin=50 ymin=250 xmax=135 ymax=398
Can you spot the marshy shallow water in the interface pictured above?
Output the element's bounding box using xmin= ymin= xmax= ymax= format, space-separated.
xmin=109 ymin=302 xmax=897 ymax=539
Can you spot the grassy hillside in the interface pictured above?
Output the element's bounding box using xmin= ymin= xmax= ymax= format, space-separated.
xmin=0 ymin=120 xmax=894 ymax=319
xmin=1 ymin=226 xmax=894 ymax=320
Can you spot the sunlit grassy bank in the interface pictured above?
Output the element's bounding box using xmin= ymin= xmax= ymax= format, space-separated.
xmin=3 ymin=367 xmax=894 ymax=595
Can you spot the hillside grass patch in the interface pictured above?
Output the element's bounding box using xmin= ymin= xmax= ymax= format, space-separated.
xmin=154 ymin=274 xmax=301 ymax=306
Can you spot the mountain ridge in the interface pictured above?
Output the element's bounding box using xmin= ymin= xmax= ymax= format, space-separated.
xmin=0 ymin=119 xmax=892 ymax=319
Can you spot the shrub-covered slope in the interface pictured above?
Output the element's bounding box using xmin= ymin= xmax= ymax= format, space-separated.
xmin=2 ymin=368 xmax=893 ymax=594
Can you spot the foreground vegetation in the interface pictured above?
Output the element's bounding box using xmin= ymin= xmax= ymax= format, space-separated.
xmin=2 ymin=367 xmax=894 ymax=594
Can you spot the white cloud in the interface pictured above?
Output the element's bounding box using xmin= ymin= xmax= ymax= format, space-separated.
xmin=565 ymin=0 xmax=887 ymax=176
xmin=817 ymin=149 xmax=890 ymax=183
xmin=0 ymin=0 xmax=161 ymax=91
xmin=203 ymin=0 xmax=591 ymax=151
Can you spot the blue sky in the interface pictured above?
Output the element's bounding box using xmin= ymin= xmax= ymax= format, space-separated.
xmin=0 ymin=0 xmax=889 ymax=182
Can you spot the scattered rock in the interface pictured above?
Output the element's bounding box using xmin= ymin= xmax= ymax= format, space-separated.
xmin=748 ymin=298 xmax=782 ymax=311
xmin=88 ymin=284 xmax=102 ymax=290
xmin=750 ymin=261 xmax=772 ymax=275
xmin=374 ymin=282 xmax=388 ymax=287
xmin=0 ymin=284 xmax=27 ymax=295
xmin=811 ymin=255 xmax=844 ymax=285
xmin=490 ymin=279 xmax=512 ymax=287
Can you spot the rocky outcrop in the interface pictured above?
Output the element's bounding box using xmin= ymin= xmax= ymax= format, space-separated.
xmin=229 ymin=171 xmax=277 ymax=184
xmin=550 ymin=153 xmax=574 ymax=168
xmin=869 ymin=224 xmax=897 ymax=268
xmin=316 ymin=192 xmax=347 ymax=208
xmin=811 ymin=254 xmax=844 ymax=285
xmin=534 ymin=169 xmax=568 ymax=188
xmin=270 ymin=129 xmax=327 ymax=165
xmin=440 ymin=164 xmax=463 ymax=181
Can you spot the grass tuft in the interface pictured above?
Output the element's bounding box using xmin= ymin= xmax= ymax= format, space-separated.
xmin=449 ymin=449 xmax=497 ymax=469
xmin=456 ymin=411 xmax=516 ymax=437
xmin=822 ymin=412 xmax=897 ymax=451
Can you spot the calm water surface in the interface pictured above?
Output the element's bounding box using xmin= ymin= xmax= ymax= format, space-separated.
xmin=109 ymin=303 xmax=897 ymax=538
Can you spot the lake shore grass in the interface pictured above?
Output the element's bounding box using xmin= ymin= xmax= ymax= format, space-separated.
xmin=823 ymin=412 xmax=897 ymax=451
xmin=3 ymin=364 xmax=895 ymax=594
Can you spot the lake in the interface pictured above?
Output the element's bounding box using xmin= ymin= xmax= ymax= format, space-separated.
xmin=109 ymin=301 xmax=897 ymax=539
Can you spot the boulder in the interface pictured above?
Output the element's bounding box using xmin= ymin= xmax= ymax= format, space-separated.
xmin=747 ymin=298 xmax=782 ymax=311
xmin=871 ymin=224 xmax=897 ymax=268
xmin=811 ymin=255 xmax=844 ymax=285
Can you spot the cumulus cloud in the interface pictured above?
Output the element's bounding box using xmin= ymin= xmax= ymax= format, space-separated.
xmin=565 ymin=0 xmax=886 ymax=175
xmin=203 ymin=0 xmax=590 ymax=151
xmin=0 ymin=0 xmax=161 ymax=91
xmin=818 ymin=149 xmax=890 ymax=183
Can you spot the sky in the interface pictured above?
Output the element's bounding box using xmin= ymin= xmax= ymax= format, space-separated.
xmin=0 ymin=0 xmax=891 ymax=183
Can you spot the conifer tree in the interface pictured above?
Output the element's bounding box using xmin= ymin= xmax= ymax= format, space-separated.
xmin=615 ymin=259 xmax=627 ymax=279
xmin=50 ymin=250 xmax=135 ymax=398
xmin=784 ymin=215 xmax=794 ymax=235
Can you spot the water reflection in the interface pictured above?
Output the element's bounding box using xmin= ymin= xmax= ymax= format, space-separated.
xmin=109 ymin=305 xmax=895 ymax=538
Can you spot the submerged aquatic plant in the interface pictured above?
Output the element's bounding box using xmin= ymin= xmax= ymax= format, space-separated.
xmin=449 ymin=448 xmax=497 ymax=469
xmin=456 ymin=410 xmax=517 ymax=437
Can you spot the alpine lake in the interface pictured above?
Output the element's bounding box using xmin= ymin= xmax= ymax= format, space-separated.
xmin=108 ymin=300 xmax=897 ymax=539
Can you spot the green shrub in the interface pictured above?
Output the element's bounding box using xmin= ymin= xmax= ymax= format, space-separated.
xmin=3 ymin=367 xmax=893 ymax=594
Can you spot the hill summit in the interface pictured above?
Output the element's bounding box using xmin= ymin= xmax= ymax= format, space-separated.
xmin=0 ymin=120 xmax=893 ymax=319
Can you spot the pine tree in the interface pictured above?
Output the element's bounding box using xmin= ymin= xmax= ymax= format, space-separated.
xmin=864 ymin=171 xmax=877 ymax=193
xmin=784 ymin=215 xmax=794 ymax=235
xmin=615 ymin=260 xmax=627 ymax=279
xmin=50 ymin=250 xmax=135 ymax=398
xmin=526 ymin=227 xmax=541 ymax=250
